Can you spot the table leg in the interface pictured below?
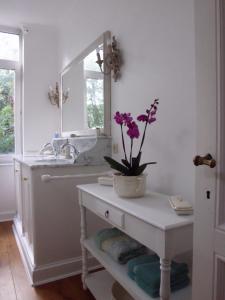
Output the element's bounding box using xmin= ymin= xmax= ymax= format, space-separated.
xmin=160 ymin=258 xmax=171 ymax=300
xmin=80 ymin=203 xmax=88 ymax=290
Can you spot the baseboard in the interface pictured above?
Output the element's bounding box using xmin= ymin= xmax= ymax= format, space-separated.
xmin=33 ymin=262 xmax=101 ymax=286
xmin=13 ymin=220 xmax=100 ymax=286
xmin=0 ymin=211 xmax=16 ymax=222
xmin=13 ymin=224 xmax=34 ymax=285
xmin=32 ymin=255 xmax=100 ymax=286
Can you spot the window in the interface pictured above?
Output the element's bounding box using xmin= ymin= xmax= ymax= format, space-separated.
xmin=0 ymin=29 xmax=21 ymax=156
xmin=0 ymin=69 xmax=15 ymax=153
xmin=0 ymin=32 xmax=19 ymax=61
xmin=86 ymin=77 xmax=104 ymax=129
xmin=84 ymin=47 xmax=104 ymax=129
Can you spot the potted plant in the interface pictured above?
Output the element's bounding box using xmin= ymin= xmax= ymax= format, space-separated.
xmin=104 ymin=99 xmax=159 ymax=198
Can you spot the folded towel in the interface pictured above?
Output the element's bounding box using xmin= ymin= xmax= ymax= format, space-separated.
xmin=136 ymin=275 xmax=190 ymax=298
xmin=134 ymin=260 xmax=189 ymax=290
xmin=101 ymin=234 xmax=147 ymax=264
xmin=127 ymin=254 xmax=159 ymax=280
xmin=94 ymin=228 xmax=147 ymax=264
xmin=136 ymin=271 xmax=188 ymax=291
xmin=95 ymin=228 xmax=122 ymax=250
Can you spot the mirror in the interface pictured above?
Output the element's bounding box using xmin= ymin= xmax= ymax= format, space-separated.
xmin=61 ymin=31 xmax=111 ymax=137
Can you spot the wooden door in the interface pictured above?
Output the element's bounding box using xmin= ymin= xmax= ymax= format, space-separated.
xmin=192 ymin=0 xmax=225 ymax=299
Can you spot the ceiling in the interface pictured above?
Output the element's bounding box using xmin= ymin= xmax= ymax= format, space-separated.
xmin=0 ymin=0 xmax=76 ymax=29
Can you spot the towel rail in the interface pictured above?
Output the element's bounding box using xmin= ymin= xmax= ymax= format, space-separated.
xmin=41 ymin=172 xmax=111 ymax=182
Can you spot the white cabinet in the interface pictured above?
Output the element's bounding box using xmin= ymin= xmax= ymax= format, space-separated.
xmin=14 ymin=161 xmax=22 ymax=223
xmin=13 ymin=158 xmax=109 ymax=286
xmin=21 ymin=165 xmax=33 ymax=247
xmin=78 ymin=183 xmax=193 ymax=300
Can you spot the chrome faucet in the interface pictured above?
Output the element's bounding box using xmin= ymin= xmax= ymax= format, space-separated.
xmin=40 ymin=142 xmax=54 ymax=154
xmin=40 ymin=142 xmax=58 ymax=158
xmin=60 ymin=139 xmax=79 ymax=163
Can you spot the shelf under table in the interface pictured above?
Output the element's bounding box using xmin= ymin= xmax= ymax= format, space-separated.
xmin=83 ymin=237 xmax=192 ymax=300
xmin=86 ymin=270 xmax=114 ymax=300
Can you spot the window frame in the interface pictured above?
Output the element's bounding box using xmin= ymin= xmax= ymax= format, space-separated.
xmin=0 ymin=26 xmax=22 ymax=164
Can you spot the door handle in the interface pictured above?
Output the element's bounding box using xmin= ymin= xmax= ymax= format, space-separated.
xmin=193 ymin=153 xmax=216 ymax=168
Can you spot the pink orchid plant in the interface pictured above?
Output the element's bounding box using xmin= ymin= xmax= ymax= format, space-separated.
xmin=104 ymin=99 xmax=159 ymax=176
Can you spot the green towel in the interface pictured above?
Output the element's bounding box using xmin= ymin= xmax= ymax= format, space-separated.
xmin=94 ymin=228 xmax=122 ymax=249
xmin=134 ymin=261 xmax=189 ymax=289
xmin=101 ymin=234 xmax=147 ymax=264
xmin=136 ymin=275 xmax=190 ymax=298
xmin=127 ymin=254 xmax=159 ymax=280
xmin=94 ymin=228 xmax=147 ymax=264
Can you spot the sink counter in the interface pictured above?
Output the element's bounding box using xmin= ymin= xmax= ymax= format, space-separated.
xmin=15 ymin=136 xmax=112 ymax=169
xmin=13 ymin=157 xmax=110 ymax=285
xmin=14 ymin=155 xmax=79 ymax=169
xmin=14 ymin=154 xmax=108 ymax=169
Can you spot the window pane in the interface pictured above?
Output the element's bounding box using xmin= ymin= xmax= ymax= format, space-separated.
xmin=0 ymin=69 xmax=15 ymax=153
xmin=86 ymin=78 xmax=104 ymax=129
xmin=0 ymin=32 xmax=19 ymax=61
xmin=84 ymin=46 xmax=103 ymax=72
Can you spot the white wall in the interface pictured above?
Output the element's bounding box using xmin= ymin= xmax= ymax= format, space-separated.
xmin=0 ymin=0 xmax=196 ymax=219
xmin=23 ymin=24 xmax=60 ymax=152
xmin=62 ymin=61 xmax=85 ymax=131
xmin=58 ymin=0 xmax=196 ymax=203
xmin=0 ymin=165 xmax=16 ymax=221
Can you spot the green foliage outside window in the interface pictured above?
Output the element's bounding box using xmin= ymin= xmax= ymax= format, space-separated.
xmin=87 ymin=103 xmax=104 ymax=129
xmin=86 ymin=78 xmax=104 ymax=129
xmin=0 ymin=69 xmax=14 ymax=153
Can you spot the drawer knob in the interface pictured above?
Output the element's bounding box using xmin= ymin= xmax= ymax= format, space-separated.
xmin=105 ymin=210 xmax=109 ymax=218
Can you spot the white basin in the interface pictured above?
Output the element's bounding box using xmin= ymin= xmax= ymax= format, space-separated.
xmin=35 ymin=158 xmax=56 ymax=162
xmin=34 ymin=156 xmax=72 ymax=163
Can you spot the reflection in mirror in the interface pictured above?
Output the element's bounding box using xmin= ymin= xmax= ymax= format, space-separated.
xmin=84 ymin=48 xmax=104 ymax=129
xmin=61 ymin=31 xmax=111 ymax=137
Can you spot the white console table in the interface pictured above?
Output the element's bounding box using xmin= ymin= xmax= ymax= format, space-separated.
xmin=77 ymin=183 xmax=193 ymax=300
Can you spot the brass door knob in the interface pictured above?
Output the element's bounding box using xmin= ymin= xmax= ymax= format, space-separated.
xmin=193 ymin=153 xmax=216 ymax=168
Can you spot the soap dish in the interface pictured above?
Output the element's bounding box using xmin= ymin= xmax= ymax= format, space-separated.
xmin=98 ymin=176 xmax=113 ymax=186
xmin=169 ymin=196 xmax=193 ymax=215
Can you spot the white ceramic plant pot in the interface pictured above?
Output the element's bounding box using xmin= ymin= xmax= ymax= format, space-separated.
xmin=113 ymin=173 xmax=147 ymax=198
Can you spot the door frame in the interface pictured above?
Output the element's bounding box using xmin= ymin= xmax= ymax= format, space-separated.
xmin=214 ymin=1 xmax=225 ymax=299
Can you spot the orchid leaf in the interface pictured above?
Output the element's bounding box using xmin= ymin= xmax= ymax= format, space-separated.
xmin=135 ymin=164 xmax=148 ymax=176
xmin=104 ymin=156 xmax=129 ymax=175
xmin=121 ymin=159 xmax=131 ymax=168
xmin=145 ymin=161 xmax=157 ymax=165
xmin=134 ymin=161 xmax=157 ymax=176
xmin=132 ymin=152 xmax=142 ymax=169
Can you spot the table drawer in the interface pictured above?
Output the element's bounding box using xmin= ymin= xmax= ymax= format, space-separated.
xmin=81 ymin=192 xmax=124 ymax=229
xmin=96 ymin=201 xmax=124 ymax=228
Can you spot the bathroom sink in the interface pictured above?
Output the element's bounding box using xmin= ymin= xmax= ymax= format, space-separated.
xmin=35 ymin=158 xmax=57 ymax=162
xmin=34 ymin=157 xmax=72 ymax=163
